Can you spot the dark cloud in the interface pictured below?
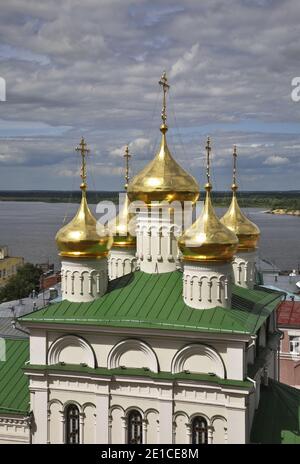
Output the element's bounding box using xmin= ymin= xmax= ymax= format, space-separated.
xmin=0 ymin=0 xmax=299 ymax=190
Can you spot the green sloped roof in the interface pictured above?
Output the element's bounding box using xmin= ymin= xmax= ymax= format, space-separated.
xmin=21 ymin=271 xmax=282 ymax=335
xmin=0 ymin=339 xmax=29 ymax=415
xmin=251 ymin=379 xmax=300 ymax=444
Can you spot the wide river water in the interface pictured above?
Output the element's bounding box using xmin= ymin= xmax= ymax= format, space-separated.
xmin=0 ymin=201 xmax=299 ymax=271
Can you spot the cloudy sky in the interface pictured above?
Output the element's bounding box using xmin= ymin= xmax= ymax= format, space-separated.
xmin=0 ymin=0 xmax=300 ymax=191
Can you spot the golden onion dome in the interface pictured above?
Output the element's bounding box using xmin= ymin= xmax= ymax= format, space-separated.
xmin=109 ymin=146 xmax=136 ymax=248
xmin=110 ymin=193 xmax=136 ymax=248
xmin=178 ymin=138 xmax=238 ymax=262
xmin=55 ymin=137 xmax=112 ymax=258
xmin=220 ymin=146 xmax=260 ymax=251
xmin=127 ymin=72 xmax=199 ymax=205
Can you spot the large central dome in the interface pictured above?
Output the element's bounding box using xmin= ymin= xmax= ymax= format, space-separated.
xmin=127 ymin=73 xmax=199 ymax=205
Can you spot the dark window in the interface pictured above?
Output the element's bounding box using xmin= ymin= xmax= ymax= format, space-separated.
xmin=192 ymin=416 xmax=208 ymax=444
xmin=65 ymin=404 xmax=80 ymax=444
xmin=127 ymin=410 xmax=143 ymax=444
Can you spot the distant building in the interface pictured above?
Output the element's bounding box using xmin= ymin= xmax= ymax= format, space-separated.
xmin=0 ymin=246 xmax=24 ymax=288
xmin=278 ymin=300 xmax=300 ymax=388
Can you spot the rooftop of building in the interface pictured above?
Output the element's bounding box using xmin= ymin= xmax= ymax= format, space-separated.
xmin=251 ymin=378 xmax=300 ymax=444
xmin=0 ymin=338 xmax=29 ymax=416
xmin=0 ymin=284 xmax=61 ymax=339
xmin=277 ymin=300 xmax=300 ymax=328
xmin=20 ymin=270 xmax=283 ymax=336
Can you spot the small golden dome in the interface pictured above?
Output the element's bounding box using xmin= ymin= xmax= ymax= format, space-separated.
xmin=220 ymin=146 xmax=260 ymax=251
xmin=127 ymin=72 xmax=199 ymax=205
xmin=178 ymin=138 xmax=238 ymax=262
xmin=56 ymin=190 xmax=112 ymax=258
xmin=55 ymin=137 xmax=112 ymax=258
xmin=108 ymin=146 xmax=136 ymax=248
xmin=110 ymin=193 xmax=136 ymax=248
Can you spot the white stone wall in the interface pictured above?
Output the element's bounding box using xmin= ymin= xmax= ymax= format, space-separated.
xmin=183 ymin=261 xmax=233 ymax=310
xmin=232 ymin=250 xmax=257 ymax=289
xmin=28 ymin=372 xmax=246 ymax=444
xmin=0 ymin=415 xmax=30 ymax=444
xmin=108 ymin=248 xmax=137 ymax=280
xmin=61 ymin=258 xmax=108 ymax=302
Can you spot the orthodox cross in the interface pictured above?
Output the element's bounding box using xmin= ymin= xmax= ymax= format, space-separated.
xmin=75 ymin=137 xmax=90 ymax=190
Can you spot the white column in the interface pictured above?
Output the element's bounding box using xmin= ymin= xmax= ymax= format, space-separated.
xmin=79 ymin=412 xmax=85 ymax=444
xmin=96 ymin=394 xmax=109 ymax=444
xmin=121 ymin=416 xmax=127 ymax=444
xmin=158 ymin=391 xmax=173 ymax=444
xmin=32 ymin=389 xmax=48 ymax=444
xmin=232 ymin=250 xmax=257 ymax=289
xmin=227 ymin=407 xmax=247 ymax=444
xmin=60 ymin=410 xmax=65 ymax=444
xmin=143 ymin=420 xmax=148 ymax=444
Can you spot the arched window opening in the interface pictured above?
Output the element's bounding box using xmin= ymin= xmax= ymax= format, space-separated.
xmin=65 ymin=404 xmax=80 ymax=444
xmin=127 ymin=410 xmax=143 ymax=444
xmin=192 ymin=416 xmax=208 ymax=444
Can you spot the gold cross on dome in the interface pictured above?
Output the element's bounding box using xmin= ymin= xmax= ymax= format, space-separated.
xmin=75 ymin=137 xmax=90 ymax=190
xmin=124 ymin=145 xmax=131 ymax=190
xmin=158 ymin=71 xmax=170 ymax=126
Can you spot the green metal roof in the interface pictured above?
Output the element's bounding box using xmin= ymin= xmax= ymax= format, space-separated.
xmin=251 ymin=379 xmax=300 ymax=444
xmin=0 ymin=339 xmax=29 ymax=415
xmin=21 ymin=271 xmax=282 ymax=335
xmin=26 ymin=363 xmax=252 ymax=389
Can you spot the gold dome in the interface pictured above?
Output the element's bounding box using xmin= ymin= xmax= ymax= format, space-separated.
xmin=110 ymin=193 xmax=136 ymax=248
xmin=127 ymin=72 xmax=199 ymax=205
xmin=220 ymin=146 xmax=260 ymax=251
xmin=55 ymin=137 xmax=112 ymax=258
xmin=109 ymin=146 xmax=136 ymax=248
xmin=178 ymin=138 xmax=238 ymax=262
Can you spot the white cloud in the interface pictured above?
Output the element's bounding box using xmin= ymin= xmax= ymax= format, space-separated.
xmin=263 ymin=155 xmax=290 ymax=165
xmin=170 ymin=43 xmax=199 ymax=78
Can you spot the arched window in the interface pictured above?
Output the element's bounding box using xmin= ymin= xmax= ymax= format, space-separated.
xmin=192 ymin=416 xmax=208 ymax=444
xmin=127 ymin=410 xmax=143 ymax=444
xmin=65 ymin=404 xmax=80 ymax=444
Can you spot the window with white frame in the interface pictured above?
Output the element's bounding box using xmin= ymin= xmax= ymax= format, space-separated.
xmin=289 ymin=335 xmax=300 ymax=355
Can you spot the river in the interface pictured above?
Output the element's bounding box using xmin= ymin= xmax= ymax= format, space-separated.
xmin=0 ymin=201 xmax=299 ymax=271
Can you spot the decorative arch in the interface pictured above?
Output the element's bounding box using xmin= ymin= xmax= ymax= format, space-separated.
xmin=48 ymin=398 xmax=63 ymax=408
xmin=63 ymin=399 xmax=83 ymax=413
xmin=110 ymin=404 xmax=125 ymax=415
xmin=48 ymin=335 xmax=97 ymax=368
xmin=190 ymin=412 xmax=211 ymax=424
xmin=125 ymin=405 xmax=145 ymax=419
xmin=171 ymin=344 xmax=226 ymax=378
xmin=82 ymin=402 xmax=96 ymax=412
xmin=173 ymin=410 xmax=189 ymax=421
xmin=107 ymin=339 xmax=159 ymax=373
xmin=211 ymin=414 xmax=227 ymax=425
xmin=144 ymin=408 xmax=159 ymax=420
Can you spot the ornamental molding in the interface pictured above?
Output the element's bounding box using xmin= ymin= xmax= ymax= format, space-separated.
xmin=107 ymin=339 xmax=159 ymax=373
xmin=171 ymin=343 xmax=226 ymax=379
xmin=47 ymin=334 xmax=97 ymax=368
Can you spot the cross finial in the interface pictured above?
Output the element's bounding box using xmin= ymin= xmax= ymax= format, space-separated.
xmin=205 ymin=136 xmax=212 ymax=192
xmin=232 ymin=145 xmax=238 ymax=192
xmin=124 ymin=144 xmax=131 ymax=190
xmin=75 ymin=136 xmax=90 ymax=190
xmin=158 ymin=71 xmax=170 ymax=132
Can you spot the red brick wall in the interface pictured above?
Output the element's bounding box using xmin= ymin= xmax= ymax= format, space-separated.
xmin=40 ymin=273 xmax=61 ymax=290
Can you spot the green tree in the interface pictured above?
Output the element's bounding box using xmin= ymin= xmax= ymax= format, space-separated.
xmin=0 ymin=263 xmax=42 ymax=303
